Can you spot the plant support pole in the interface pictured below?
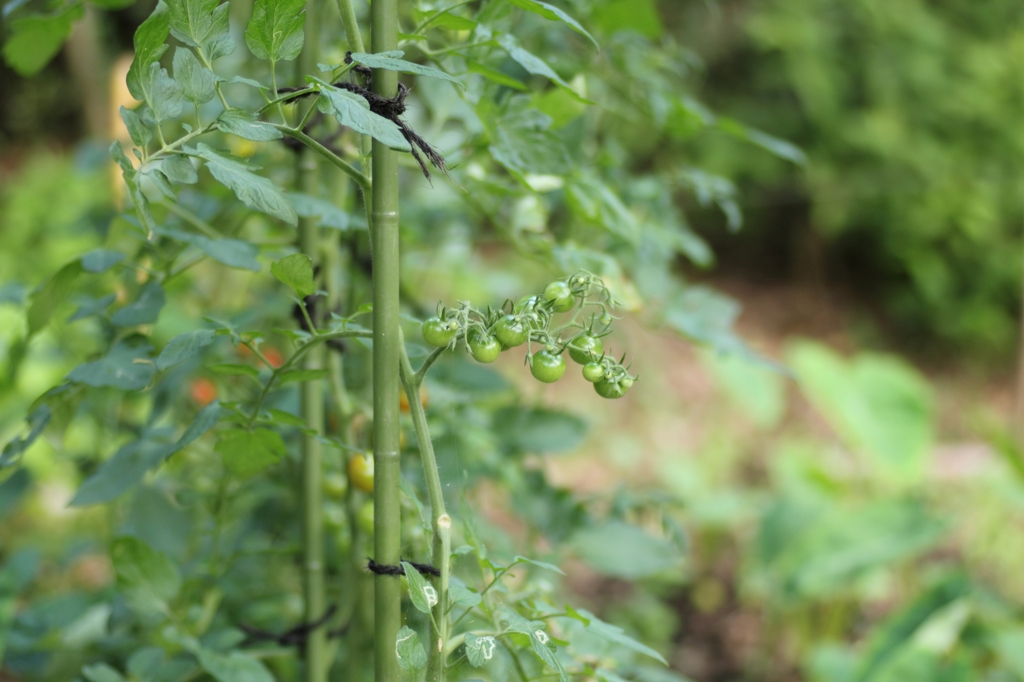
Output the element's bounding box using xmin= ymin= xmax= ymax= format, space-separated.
xmin=298 ymin=1 xmax=327 ymax=678
xmin=371 ymin=0 xmax=403 ymax=679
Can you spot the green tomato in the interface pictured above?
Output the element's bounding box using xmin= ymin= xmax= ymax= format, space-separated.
xmin=357 ymin=500 xmax=375 ymax=537
xmin=468 ymin=330 xmax=502 ymax=363
xmin=494 ymin=315 xmax=529 ymax=348
xmin=594 ymin=378 xmax=626 ymax=399
xmin=582 ymin=362 xmax=605 ymax=383
xmin=530 ymin=351 xmax=567 ymax=383
xmin=516 ymin=295 xmax=540 ymax=313
xmin=568 ymin=333 xmax=603 ymax=364
xmin=543 ymin=282 xmax=575 ymax=312
xmin=620 ymin=377 xmax=634 ymax=391
xmin=324 ymin=472 xmax=348 ymax=497
xmin=422 ymin=316 xmax=458 ymax=348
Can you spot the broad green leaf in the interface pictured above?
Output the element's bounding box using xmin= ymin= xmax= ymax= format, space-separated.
xmin=173 ymin=47 xmax=216 ymax=105
xmin=467 ymin=60 xmax=527 ymax=90
xmin=506 ymin=0 xmax=597 ymax=48
xmin=207 ymin=363 xmax=260 ymax=379
xmin=288 ymin=193 xmax=350 ymax=230
xmin=1 ymin=4 xmax=82 ymax=76
xmin=566 ymin=174 xmax=638 ymax=242
xmin=127 ymin=2 xmax=171 ymax=101
xmin=121 ymin=106 xmax=153 ymax=148
xmin=194 ymin=143 xmax=297 ymax=225
xmin=175 ymin=401 xmax=222 ymax=450
xmin=197 ymin=649 xmax=275 ymax=682
xmin=67 ymin=341 xmax=156 ymax=391
xmin=448 ymin=577 xmax=482 ymax=609
xmin=395 ymin=626 xmax=428 ymax=671
xmin=530 ymin=630 xmax=568 ymax=682
xmin=466 ymin=632 xmax=498 ymax=667
xmin=271 ymin=253 xmax=315 ymax=297
xmin=497 ymin=607 xmax=544 ymax=636
xmin=140 ymin=62 xmax=184 ymax=122
xmin=244 ymin=0 xmax=305 ymax=62
xmin=401 ymin=561 xmax=435 ymax=614
xmin=497 ymin=34 xmax=591 ymax=104
xmin=575 ymin=608 xmax=666 ymax=664
xmin=315 ymin=80 xmax=412 ymax=152
xmin=215 ymin=429 xmax=287 ymax=477
xmin=278 ymin=369 xmax=329 ymax=384
xmin=161 ymin=155 xmax=198 ymax=184
xmin=82 ymin=663 xmax=128 ymax=682
xmin=216 ymin=110 xmax=282 ymax=141
xmin=70 ymin=438 xmax=175 ymax=506
xmin=27 ymin=260 xmax=83 ymax=337
xmin=159 ymin=227 xmax=262 ymax=271
xmin=571 ymin=521 xmax=682 ymax=579
xmin=348 ymin=51 xmax=463 ymax=86
xmin=494 ymin=406 xmax=588 ymax=454
xmin=591 ymin=0 xmax=662 ymax=38
xmin=111 ymin=282 xmax=166 ymax=327
xmin=0 ymin=406 xmax=51 ymax=469
xmin=166 ymin=0 xmax=234 ymax=62
xmin=81 ymin=249 xmax=126 ymax=273
xmin=68 ymin=293 xmax=114 ymax=321
xmin=487 ymin=99 xmax=571 ymax=177
xmin=787 ymin=341 xmax=934 ymax=481
xmin=110 ymin=536 xmax=181 ymax=615
xmin=156 ymin=329 xmax=216 ymax=370
xmin=425 ymin=12 xmax=475 ymax=30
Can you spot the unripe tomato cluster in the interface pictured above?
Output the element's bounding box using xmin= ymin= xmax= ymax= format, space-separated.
xmin=421 ymin=271 xmax=636 ymax=398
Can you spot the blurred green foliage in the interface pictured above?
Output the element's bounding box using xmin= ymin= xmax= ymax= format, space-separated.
xmin=687 ymin=0 xmax=1024 ymax=354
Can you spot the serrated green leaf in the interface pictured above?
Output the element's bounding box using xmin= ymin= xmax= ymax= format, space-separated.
xmin=197 ymin=649 xmax=275 ymax=682
xmin=449 ymin=577 xmax=482 ymax=609
xmin=139 ymin=61 xmax=183 ymax=122
xmin=121 ymin=106 xmax=153 ymax=148
xmin=111 ymin=282 xmax=166 ymax=327
xmin=576 ymin=608 xmax=667 ymax=664
xmin=278 ymin=369 xmax=329 ymax=384
xmin=271 ymin=253 xmax=315 ymax=297
xmin=349 ymin=51 xmax=463 ymax=86
xmin=27 ymin=260 xmax=83 ymax=337
xmin=166 ymin=0 xmax=234 ymax=62
xmin=161 ymin=155 xmax=198 ymax=184
xmin=127 ymin=2 xmax=171 ymax=102
xmin=288 ymin=193 xmax=350 ymax=230
xmin=497 ymin=34 xmax=591 ymax=104
xmin=111 ymin=142 xmax=158 ymax=235
xmin=207 ymin=363 xmax=260 ymax=379
xmin=193 ymin=235 xmax=262 ymax=271
xmin=466 ymin=632 xmax=498 ymax=667
xmin=395 ymin=626 xmax=428 ymax=671
xmin=507 ymin=0 xmax=596 ymax=47
xmin=215 ymin=428 xmax=286 ymax=477
xmin=157 ymin=329 xmax=216 ymax=370
xmin=1 ymin=4 xmax=82 ymax=76
xmin=173 ymin=47 xmax=216 ymax=105
xmin=401 ymin=561 xmax=435 ymax=614
xmin=216 ymin=110 xmax=282 ymax=141
xmin=176 ymin=401 xmax=221 ymax=450
xmin=467 ymin=60 xmax=527 ymax=90
xmin=315 ymin=80 xmax=411 ymax=152
xmin=67 ymin=341 xmax=156 ymax=391
xmin=111 ymin=536 xmax=181 ymax=615
xmin=245 ymin=0 xmax=305 ymax=62
xmin=194 ymin=143 xmax=297 ymax=225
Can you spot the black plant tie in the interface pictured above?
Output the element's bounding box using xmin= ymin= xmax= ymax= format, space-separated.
xmin=367 ymin=558 xmax=441 ymax=577
xmin=280 ymin=53 xmax=448 ymax=181
xmin=239 ymin=604 xmax=338 ymax=650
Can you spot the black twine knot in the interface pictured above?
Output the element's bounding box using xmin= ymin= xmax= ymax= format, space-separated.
xmin=367 ymin=558 xmax=441 ymax=577
xmin=238 ymin=604 xmax=342 ymax=651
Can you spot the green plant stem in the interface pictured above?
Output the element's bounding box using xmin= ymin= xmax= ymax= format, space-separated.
xmin=297 ymin=0 xmax=328 ymax=675
xmin=335 ymin=0 xmax=373 ymax=164
xmin=398 ymin=335 xmax=449 ymax=682
xmin=270 ymin=124 xmax=371 ymax=192
xmin=370 ymin=0 xmax=402 ymax=676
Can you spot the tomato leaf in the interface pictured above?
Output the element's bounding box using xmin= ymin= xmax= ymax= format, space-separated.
xmin=314 ymin=79 xmax=412 ymax=152
xmin=506 ymin=0 xmax=597 ymax=49
xmin=216 ymin=109 xmax=283 ymax=141
xmin=173 ymin=48 xmax=216 ymax=105
xmin=166 ymin=0 xmax=234 ymax=63
xmin=67 ymin=341 xmax=156 ymax=391
xmin=271 ymin=253 xmax=315 ymax=297
xmin=193 ymin=143 xmax=297 ymax=226
xmin=395 ymin=626 xmax=428 ymax=671
xmin=348 ymin=51 xmax=463 ymax=86
xmin=110 ymin=536 xmax=181 ymax=615
xmin=215 ymin=428 xmax=286 ymax=477
xmin=126 ymin=2 xmax=171 ymax=102
xmin=244 ymin=0 xmax=305 ymax=62
xmin=111 ymin=283 xmax=166 ymax=327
